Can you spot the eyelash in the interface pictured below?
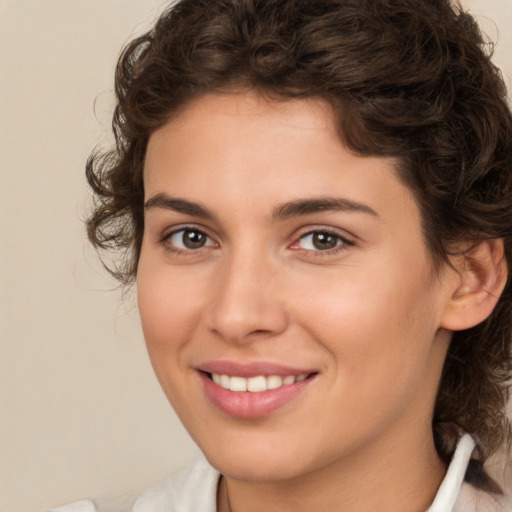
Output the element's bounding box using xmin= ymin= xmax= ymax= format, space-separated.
xmin=290 ymin=229 xmax=354 ymax=257
xmin=159 ymin=226 xmax=354 ymax=257
xmin=160 ymin=226 xmax=217 ymax=256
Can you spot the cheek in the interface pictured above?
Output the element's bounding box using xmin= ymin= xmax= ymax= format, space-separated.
xmin=137 ymin=262 xmax=203 ymax=372
xmin=298 ymin=278 xmax=442 ymax=445
xmin=294 ymin=259 xmax=442 ymax=387
xmin=136 ymin=265 xmax=209 ymax=423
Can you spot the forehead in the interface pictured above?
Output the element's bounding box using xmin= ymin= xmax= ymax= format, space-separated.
xmin=146 ymin=92 xmax=340 ymax=169
xmin=144 ymin=92 xmax=417 ymax=228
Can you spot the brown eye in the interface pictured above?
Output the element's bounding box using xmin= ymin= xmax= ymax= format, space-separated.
xmin=312 ymin=232 xmax=339 ymax=250
xmin=168 ymin=228 xmax=214 ymax=250
xmin=183 ymin=230 xmax=206 ymax=249
xmin=297 ymin=231 xmax=346 ymax=251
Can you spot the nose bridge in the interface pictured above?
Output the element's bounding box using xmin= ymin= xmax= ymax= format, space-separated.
xmin=206 ymin=243 xmax=288 ymax=343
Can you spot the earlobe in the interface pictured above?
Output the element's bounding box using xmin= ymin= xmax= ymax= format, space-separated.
xmin=441 ymin=238 xmax=508 ymax=331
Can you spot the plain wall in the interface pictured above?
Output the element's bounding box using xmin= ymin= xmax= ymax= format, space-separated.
xmin=0 ymin=2 xmax=201 ymax=512
xmin=1 ymin=1 xmax=511 ymax=511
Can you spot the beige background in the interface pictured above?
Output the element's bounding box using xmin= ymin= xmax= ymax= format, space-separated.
xmin=1 ymin=1 xmax=511 ymax=511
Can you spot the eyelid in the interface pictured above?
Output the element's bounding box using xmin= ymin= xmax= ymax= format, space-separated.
xmin=160 ymin=224 xmax=219 ymax=252
xmin=288 ymin=226 xmax=355 ymax=253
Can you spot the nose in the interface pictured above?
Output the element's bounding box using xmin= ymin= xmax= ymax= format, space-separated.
xmin=204 ymin=249 xmax=289 ymax=344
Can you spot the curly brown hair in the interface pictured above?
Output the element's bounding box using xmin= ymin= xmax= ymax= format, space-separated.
xmin=86 ymin=0 xmax=512 ymax=490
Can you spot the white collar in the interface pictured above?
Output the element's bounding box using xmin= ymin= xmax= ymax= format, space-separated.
xmin=427 ymin=434 xmax=476 ymax=512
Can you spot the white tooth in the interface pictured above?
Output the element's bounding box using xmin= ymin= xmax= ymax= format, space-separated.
xmin=220 ymin=374 xmax=231 ymax=390
xmin=296 ymin=373 xmax=308 ymax=382
xmin=266 ymin=375 xmax=283 ymax=389
xmin=212 ymin=373 xmax=221 ymax=385
xmin=283 ymin=375 xmax=296 ymax=385
xmin=247 ymin=376 xmax=267 ymax=392
xmin=229 ymin=376 xmax=248 ymax=392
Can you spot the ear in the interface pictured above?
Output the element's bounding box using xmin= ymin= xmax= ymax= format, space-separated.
xmin=441 ymin=238 xmax=508 ymax=331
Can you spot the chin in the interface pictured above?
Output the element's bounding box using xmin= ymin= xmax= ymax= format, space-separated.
xmin=195 ymin=427 xmax=329 ymax=483
xmin=206 ymin=450 xmax=308 ymax=482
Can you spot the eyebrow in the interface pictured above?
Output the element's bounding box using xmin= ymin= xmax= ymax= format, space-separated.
xmin=144 ymin=194 xmax=215 ymax=219
xmin=144 ymin=193 xmax=378 ymax=221
xmin=271 ymin=197 xmax=378 ymax=221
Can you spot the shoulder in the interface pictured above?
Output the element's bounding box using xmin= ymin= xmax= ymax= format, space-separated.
xmin=44 ymin=455 xmax=220 ymax=512
xmin=454 ymin=483 xmax=512 ymax=512
xmin=44 ymin=500 xmax=98 ymax=512
xmin=132 ymin=454 xmax=220 ymax=512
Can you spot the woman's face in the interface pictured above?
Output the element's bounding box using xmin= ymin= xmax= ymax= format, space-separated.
xmin=138 ymin=92 xmax=456 ymax=481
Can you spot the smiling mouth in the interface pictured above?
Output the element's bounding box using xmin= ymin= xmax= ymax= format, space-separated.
xmin=199 ymin=368 xmax=318 ymax=418
xmin=205 ymin=372 xmax=316 ymax=392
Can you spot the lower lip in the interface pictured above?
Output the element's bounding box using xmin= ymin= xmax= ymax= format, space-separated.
xmin=199 ymin=372 xmax=314 ymax=418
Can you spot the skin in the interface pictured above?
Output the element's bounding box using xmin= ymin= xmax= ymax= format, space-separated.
xmin=137 ymin=92 xmax=465 ymax=512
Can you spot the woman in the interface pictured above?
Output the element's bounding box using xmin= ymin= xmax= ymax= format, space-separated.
xmin=57 ymin=0 xmax=512 ymax=510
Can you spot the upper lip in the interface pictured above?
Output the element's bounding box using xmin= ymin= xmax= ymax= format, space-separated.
xmin=196 ymin=360 xmax=317 ymax=378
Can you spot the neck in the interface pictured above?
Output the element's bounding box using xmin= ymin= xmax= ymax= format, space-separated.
xmin=218 ymin=427 xmax=446 ymax=512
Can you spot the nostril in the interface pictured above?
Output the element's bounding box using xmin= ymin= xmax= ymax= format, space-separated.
xmin=249 ymin=329 xmax=272 ymax=336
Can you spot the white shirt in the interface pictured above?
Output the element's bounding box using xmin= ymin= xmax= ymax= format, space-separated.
xmin=47 ymin=435 xmax=509 ymax=512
